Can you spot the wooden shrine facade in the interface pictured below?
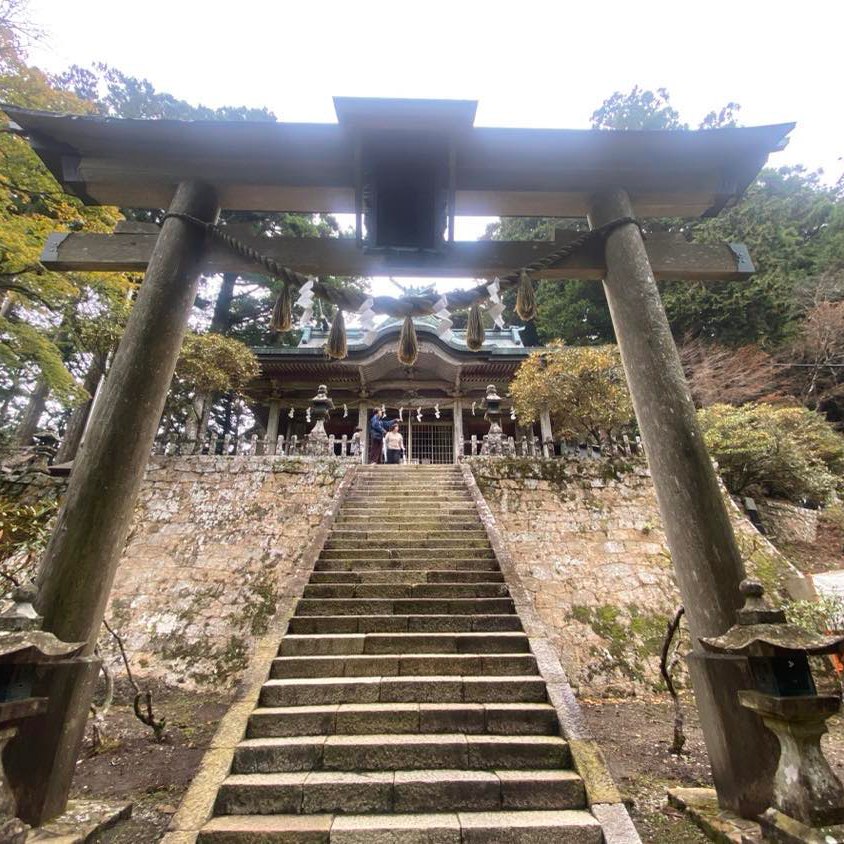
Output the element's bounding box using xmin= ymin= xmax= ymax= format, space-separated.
xmin=248 ymin=318 xmax=533 ymax=464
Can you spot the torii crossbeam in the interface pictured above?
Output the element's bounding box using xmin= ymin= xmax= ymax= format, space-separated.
xmin=2 ymin=96 xmax=793 ymax=827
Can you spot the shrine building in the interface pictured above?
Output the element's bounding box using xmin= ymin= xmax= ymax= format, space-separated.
xmin=246 ymin=316 xmax=535 ymax=463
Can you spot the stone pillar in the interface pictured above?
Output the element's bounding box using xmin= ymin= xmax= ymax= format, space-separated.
xmin=266 ymin=399 xmax=281 ymax=454
xmin=358 ymin=403 xmax=368 ymax=464
xmin=27 ymin=181 xmax=219 ymax=823
xmin=588 ymin=188 xmax=778 ymax=818
xmin=452 ymin=397 xmax=464 ymax=463
xmin=539 ymin=408 xmax=553 ymax=457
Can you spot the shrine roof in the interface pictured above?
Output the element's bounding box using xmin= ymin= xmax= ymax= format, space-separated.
xmin=2 ymin=98 xmax=793 ymax=218
xmin=252 ymin=317 xmax=531 ymax=362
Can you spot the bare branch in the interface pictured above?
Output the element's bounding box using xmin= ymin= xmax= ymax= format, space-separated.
xmin=103 ymin=618 xmax=167 ymax=742
xmin=659 ymin=605 xmax=687 ymax=756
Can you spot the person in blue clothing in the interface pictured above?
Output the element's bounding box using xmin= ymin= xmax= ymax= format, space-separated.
xmin=368 ymin=409 xmax=393 ymax=464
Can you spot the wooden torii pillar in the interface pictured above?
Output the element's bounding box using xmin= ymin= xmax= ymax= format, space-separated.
xmin=3 ymin=100 xmax=793 ymax=823
xmin=589 ymin=189 xmax=779 ymax=816
xmin=7 ymin=182 xmax=219 ymax=825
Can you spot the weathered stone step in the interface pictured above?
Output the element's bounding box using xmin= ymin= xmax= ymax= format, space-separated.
xmin=199 ymin=809 xmax=602 ymax=843
xmin=336 ymin=515 xmax=480 ymax=524
xmin=339 ymin=504 xmax=477 ymax=512
xmin=316 ymin=553 xmax=498 ymax=566
xmin=279 ymin=632 xmax=530 ymax=656
xmin=232 ymin=733 xmax=569 ymax=774
xmin=214 ymin=768 xmax=586 ymax=815
xmin=309 ymin=570 xmax=506 ymax=585
xmin=270 ymin=653 xmax=537 ymax=679
xmin=302 ymin=583 xmax=509 ymax=599
xmin=295 ymin=598 xmax=515 ymax=617
xmin=246 ymin=703 xmax=558 ymax=738
xmin=344 ymin=495 xmax=470 ymax=502
xmin=259 ymin=676 xmax=547 ymax=707
xmin=324 ymin=538 xmax=491 ymax=551
xmin=286 ymin=615 xmax=522 ymax=635
xmin=328 ymin=529 xmax=488 ymax=540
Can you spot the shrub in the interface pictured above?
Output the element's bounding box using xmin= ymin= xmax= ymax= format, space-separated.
xmin=698 ymin=402 xmax=844 ymax=503
xmin=509 ymin=342 xmax=635 ymax=443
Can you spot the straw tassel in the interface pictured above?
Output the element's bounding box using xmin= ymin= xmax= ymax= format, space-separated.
xmin=270 ymin=284 xmax=293 ymax=332
xmin=466 ymin=302 xmax=485 ymax=351
xmin=325 ymin=308 xmax=348 ymax=359
xmin=515 ymin=269 xmax=537 ymax=322
xmin=397 ymin=316 xmax=419 ymax=365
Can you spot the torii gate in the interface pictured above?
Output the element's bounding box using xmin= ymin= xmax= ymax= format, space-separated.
xmin=3 ymin=97 xmax=793 ymax=825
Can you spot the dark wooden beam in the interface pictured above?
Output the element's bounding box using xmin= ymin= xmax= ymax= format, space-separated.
xmin=41 ymin=228 xmax=754 ymax=282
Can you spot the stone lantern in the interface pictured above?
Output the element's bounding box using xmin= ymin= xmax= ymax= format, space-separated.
xmin=481 ymin=384 xmax=506 ymax=456
xmin=305 ymin=384 xmax=334 ymax=455
xmin=701 ymin=579 xmax=844 ymax=841
xmin=0 ymin=584 xmax=86 ymax=834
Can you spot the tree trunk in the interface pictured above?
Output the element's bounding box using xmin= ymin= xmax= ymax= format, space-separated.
xmin=14 ymin=377 xmax=50 ymax=446
xmin=54 ymin=353 xmax=107 ymax=463
xmin=211 ymin=272 xmax=237 ymax=333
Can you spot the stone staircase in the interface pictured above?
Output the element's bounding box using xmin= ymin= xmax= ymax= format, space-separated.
xmin=198 ymin=465 xmax=604 ymax=842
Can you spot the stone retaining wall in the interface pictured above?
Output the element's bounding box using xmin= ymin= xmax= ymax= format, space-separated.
xmin=466 ymin=456 xmax=806 ymax=696
xmin=104 ymin=456 xmax=350 ymax=687
xmin=757 ymin=498 xmax=819 ymax=545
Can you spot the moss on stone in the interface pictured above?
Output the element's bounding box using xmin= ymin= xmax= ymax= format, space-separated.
xmin=568 ymin=603 xmax=670 ymax=688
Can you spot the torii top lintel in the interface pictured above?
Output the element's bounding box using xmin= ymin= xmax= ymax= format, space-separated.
xmin=3 ymin=97 xmax=793 ymax=219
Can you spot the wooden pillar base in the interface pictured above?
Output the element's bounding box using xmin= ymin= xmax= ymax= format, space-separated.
xmin=687 ymin=653 xmax=778 ymax=816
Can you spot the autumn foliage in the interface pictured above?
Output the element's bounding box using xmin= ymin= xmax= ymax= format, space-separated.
xmin=509 ymin=343 xmax=634 ymax=443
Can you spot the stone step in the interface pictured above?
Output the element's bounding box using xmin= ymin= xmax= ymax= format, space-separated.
xmin=338 ymin=513 xmax=477 ymax=520
xmin=345 ymin=494 xmax=470 ymax=501
xmin=338 ymin=510 xmax=475 ymax=517
xmin=259 ymin=676 xmax=547 ymax=707
xmin=246 ymin=703 xmax=559 ymax=738
xmin=340 ymin=502 xmax=474 ymax=510
xmin=232 ymin=734 xmax=570 ymax=774
xmin=323 ymin=539 xmax=491 ymax=551
xmin=199 ymin=809 xmax=602 ymax=843
xmin=329 ymin=529 xmax=488 ymax=539
xmin=315 ymin=554 xmax=498 ymax=567
xmin=269 ymin=653 xmax=537 ymax=679
xmin=308 ymin=570 xmax=506 ymax=585
xmin=350 ymin=481 xmax=467 ymax=488
xmin=302 ymin=584 xmax=509 ymax=599
xmin=286 ymin=615 xmax=522 ymax=635
xmin=279 ymin=632 xmax=530 ymax=656
xmin=294 ymin=598 xmax=515 ymax=617
xmin=214 ymin=768 xmax=586 ymax=815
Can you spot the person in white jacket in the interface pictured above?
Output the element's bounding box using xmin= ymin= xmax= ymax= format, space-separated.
xmin=384 ymin=422 xmax=405 ymax=464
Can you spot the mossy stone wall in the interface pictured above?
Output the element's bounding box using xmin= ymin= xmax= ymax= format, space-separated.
xmin=467 ymin=456 xmax=805 ymax=696
xmin=106 ymin=456 xmax=349 ymax=687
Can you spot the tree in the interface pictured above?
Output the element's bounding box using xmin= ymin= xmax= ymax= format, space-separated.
xmin=161 ymin=333 xmax=259 ymax=445
xmin=697 ymin=403 xmax=844 ymax=503
xmin=664 ymin=167 xmax=844 ymax=346
xmin=0 ymin=25 xmax=132 ymax=449
xmin=509 ymin=342 xmax=634 ymax=443
xmin=679 ymin=338 xmax=785 ymax=407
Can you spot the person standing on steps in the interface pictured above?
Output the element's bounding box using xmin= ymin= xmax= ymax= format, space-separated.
xmin=384 ymin=421 xmax=405 ymax=465
xmin=368 ymin=408 xmax=392 ymax=464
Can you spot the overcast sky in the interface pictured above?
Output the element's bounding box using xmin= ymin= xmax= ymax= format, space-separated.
xmin=21 ymin=0 xmax=843 ymax=294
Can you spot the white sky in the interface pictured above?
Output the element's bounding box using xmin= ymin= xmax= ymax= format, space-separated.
xmin=22 ymin=0 xmax=844 ymax=295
